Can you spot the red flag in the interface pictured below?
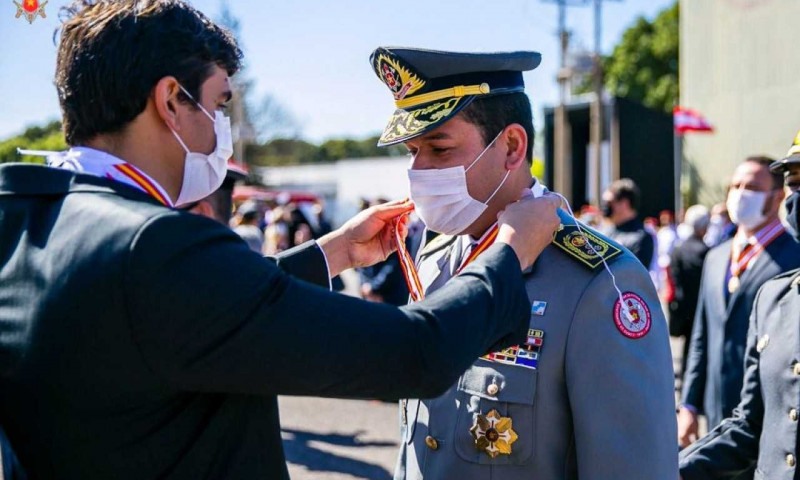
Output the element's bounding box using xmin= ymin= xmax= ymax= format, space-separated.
xmin=673 ymin=107 xmax=714 ymax=133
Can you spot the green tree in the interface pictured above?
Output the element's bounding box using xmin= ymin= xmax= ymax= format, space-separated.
xmin=0 ymin=120 xmax=66 ymax=164
xmin=602 ymin=1 xmax=678 ymax=113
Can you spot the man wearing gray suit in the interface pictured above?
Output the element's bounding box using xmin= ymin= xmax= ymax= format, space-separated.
xmin=678 ymin=133 xmax=800 ymax=479
xmin=370 ymin=46 xmax=678 ymax=480
xmin=678 ymin=156 xmax=800 ymax=449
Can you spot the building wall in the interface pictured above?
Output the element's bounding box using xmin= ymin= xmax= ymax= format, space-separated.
xmin=681 ymin=0 xmax=800 ymax=206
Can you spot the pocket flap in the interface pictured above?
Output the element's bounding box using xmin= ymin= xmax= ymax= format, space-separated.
xmin=457 ymin=360 xmax=536 ymax=404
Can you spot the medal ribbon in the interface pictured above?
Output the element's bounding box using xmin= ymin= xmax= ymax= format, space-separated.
xmin=394 ymin=217 xmax=425 ymax=302
xmin=729 ymin=219 xmax=784 ymax=278
xmin=456 ymin=224 xmax=499 ymax=274
xmin=113 ymin=163 xmax=171 ymax=206
xmin=393 ymin=220 xmax=501 ymax=301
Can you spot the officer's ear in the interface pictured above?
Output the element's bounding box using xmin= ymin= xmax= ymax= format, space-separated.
xmin=152 ymin=76 xmax=184 ymax=132
xmin=502 ymin=123 xmax=528 ymax=171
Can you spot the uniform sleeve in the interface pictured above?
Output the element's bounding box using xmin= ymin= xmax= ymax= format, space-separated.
xmin=679 ymin=290 xmax=764 ymax=479
xmin=565 ymin=255 xmax=678 ymax=479
xmin=122 ymin=212 xmax=531 ymax=399
xmin=681 ymin=257 xmax=711 ymax=412
xmin=271 ymin=240 xmax=330 ymax=288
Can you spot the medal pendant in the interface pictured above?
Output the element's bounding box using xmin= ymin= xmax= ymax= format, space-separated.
xmin=728 ymin=276 xmax=740 ymax=294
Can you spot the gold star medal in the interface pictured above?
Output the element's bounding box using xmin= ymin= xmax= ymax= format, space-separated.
xmin=469 ymin=409 xmax=518 ymax=458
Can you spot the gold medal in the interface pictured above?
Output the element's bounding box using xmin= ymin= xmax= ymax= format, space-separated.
xmin=728 ymin=275 xmax=740 ymax=294
xmin=469 ymin=409 xmax=518 ymax=458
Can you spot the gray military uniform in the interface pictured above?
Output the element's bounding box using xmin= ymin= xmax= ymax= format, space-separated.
xmin=679 ymin=268 xmax=800 ymax=479
xmin=395 ymin=211 xmax=678 ymax=479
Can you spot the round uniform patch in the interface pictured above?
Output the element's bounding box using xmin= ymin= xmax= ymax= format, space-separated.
xmin=613 ymin=292 xmax=651 ymax=339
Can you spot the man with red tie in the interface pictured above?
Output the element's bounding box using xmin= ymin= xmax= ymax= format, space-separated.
xmin=679 ymin=156 xmax=800 ymax=454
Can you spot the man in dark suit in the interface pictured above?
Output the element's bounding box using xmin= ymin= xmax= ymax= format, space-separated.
xmin=0 ymin=2 xmax=561 ymax=479
xmin=602 ymin=178 xmax=655 ymax=268
xmin=678 ymin=134 xmax=800 ymax=480
xmin=669 ymin=204 xmax=711 ymax=379
xmin=678 ymin=156 xmax=800 ymax=449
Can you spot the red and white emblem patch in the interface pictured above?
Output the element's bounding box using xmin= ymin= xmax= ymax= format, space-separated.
xmin=613 ymin=292 xmax=651 ymax=339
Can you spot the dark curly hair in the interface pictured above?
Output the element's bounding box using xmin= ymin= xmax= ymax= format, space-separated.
xmin=56 ymin=0 xmax=242 ymax=145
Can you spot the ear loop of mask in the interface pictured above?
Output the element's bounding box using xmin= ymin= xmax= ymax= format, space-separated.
xmin=551 ymin=191 xmax=636 ymax=323
xmin=178 ymin=85 xmax=215 ymax=122
xmin=466 ymin=129 xmax=509 ymax=205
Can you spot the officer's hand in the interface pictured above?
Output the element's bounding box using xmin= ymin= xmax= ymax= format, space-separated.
xmin=677 ymin=406 xmax=699 ymax=448
xmin=496 ymin=191 xmax=560 ymax=270
xmin=318 ymin=199 xmax=414 ymax=277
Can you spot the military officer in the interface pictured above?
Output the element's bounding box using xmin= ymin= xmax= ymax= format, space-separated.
xmin=369 ymin=47 xmax=678 ymax=479
xmin=679 ymin=131 xmax=800 ymax=480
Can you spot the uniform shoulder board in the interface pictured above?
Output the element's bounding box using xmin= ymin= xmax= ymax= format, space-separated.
xmin=418 ymin=231 xmax=458 ymax=259
xmin=550 ymin=209 xmax=623 ymax=270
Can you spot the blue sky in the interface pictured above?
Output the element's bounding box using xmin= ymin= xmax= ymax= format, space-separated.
xmin=0 ymin=0 xmax=673 ymax=143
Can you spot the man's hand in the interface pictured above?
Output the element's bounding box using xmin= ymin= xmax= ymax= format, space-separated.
xmin=318 ymin=199 xmax=414 ymax=278
xmin=496 ymin=191 xmax=561 ymax=270
xmin=677 ymin=406 xmax=699 ymax=448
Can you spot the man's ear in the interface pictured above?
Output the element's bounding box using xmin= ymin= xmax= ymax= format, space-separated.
xmin=153 ymin=76 xmax=183 ymax=132
xmin=502 ymin=123 xmax=528 ymax=171
xmin=770 ymin=187 xmax=786 ymax=214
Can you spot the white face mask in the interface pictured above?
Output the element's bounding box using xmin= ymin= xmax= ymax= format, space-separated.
xmin=169 ymin=85 xmax=233 ymax=206
xmin=407 ymin=130 xmax=508 ymax=235
xmin=726 ymin=188 xmax=769 ymax=231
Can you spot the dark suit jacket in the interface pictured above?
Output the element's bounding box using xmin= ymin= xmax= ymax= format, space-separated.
xmin=357 ymin=253 xmax=408 ymax=306
xmin=0 ymin=164 xmax=531 ymax=480
xmin=680 ymin=268 xmax=800 ymax=480
xmin=669 ymin=236 xmax=710 ymax=337
xmin=607 ymin=218 xmax=655 ymax=268
xmin=682 ymin=232 xmax=800 ymax=428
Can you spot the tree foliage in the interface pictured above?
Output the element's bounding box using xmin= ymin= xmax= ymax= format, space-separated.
xmin=0 ymin=120 xmax=66 ymax=164
xmin=246 ymin=134 xmax=406 ymax=166
xmin=602 ymin=1 xmax=678 ymax=113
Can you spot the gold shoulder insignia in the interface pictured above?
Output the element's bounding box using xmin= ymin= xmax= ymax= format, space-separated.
xmin=418 ymin=233 xmax=457 ymax=258
xmin=551 ymin=210 xmax=622 ymax=269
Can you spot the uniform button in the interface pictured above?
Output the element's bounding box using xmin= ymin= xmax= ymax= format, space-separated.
xmin=487 ymin=384 xmax=500 ymax=396
xmin=425 ymin=435 xmax=439 ymax=451
xmin=793 ymin=363 xmax=800 ymax=376
xmin=787 ymin=454 xmax=796 ymax=467
xmin=791 ymin=409 xmax=798 ymax=422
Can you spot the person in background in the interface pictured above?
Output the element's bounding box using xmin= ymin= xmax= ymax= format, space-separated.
xmin=668 ymin=205 xmax=711 ymax=382
xmin=704 ymin=202 xmax=736 ymax=248
xmin=183 ymin=159 xmax=247 ymax=224
xmin=678 ymin=133 xmax=800 ymax=480
xmin=578 ymin=204 xmax=602 ymax=228
xmin=678 ymin=156 xmax=800 ymax=451
xmin=602 ymin=178 xmax=655 ymax=269
xmin=358 ymin=197 xmax=410 ymax=306
xmin=232 ymin=201 xmax=265 ymax=253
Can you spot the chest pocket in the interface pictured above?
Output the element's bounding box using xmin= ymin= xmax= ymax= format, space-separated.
xmin=453 ymin=360 xmax=537 ymax=465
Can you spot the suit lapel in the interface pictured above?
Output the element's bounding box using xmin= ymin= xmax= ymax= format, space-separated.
xmin=709 ymin=241 xmax=731 ymax=319
xmin=726 ymin=233 xmax=786 ymax=315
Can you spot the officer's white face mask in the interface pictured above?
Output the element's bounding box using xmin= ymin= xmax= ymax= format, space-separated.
xmin=407 ymin=130 xmax=509 ymax=235
xmin=169 ymin=85 xmax=233 ymax=207
xmin=726 ymin=187 xmax=768 ymax=231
